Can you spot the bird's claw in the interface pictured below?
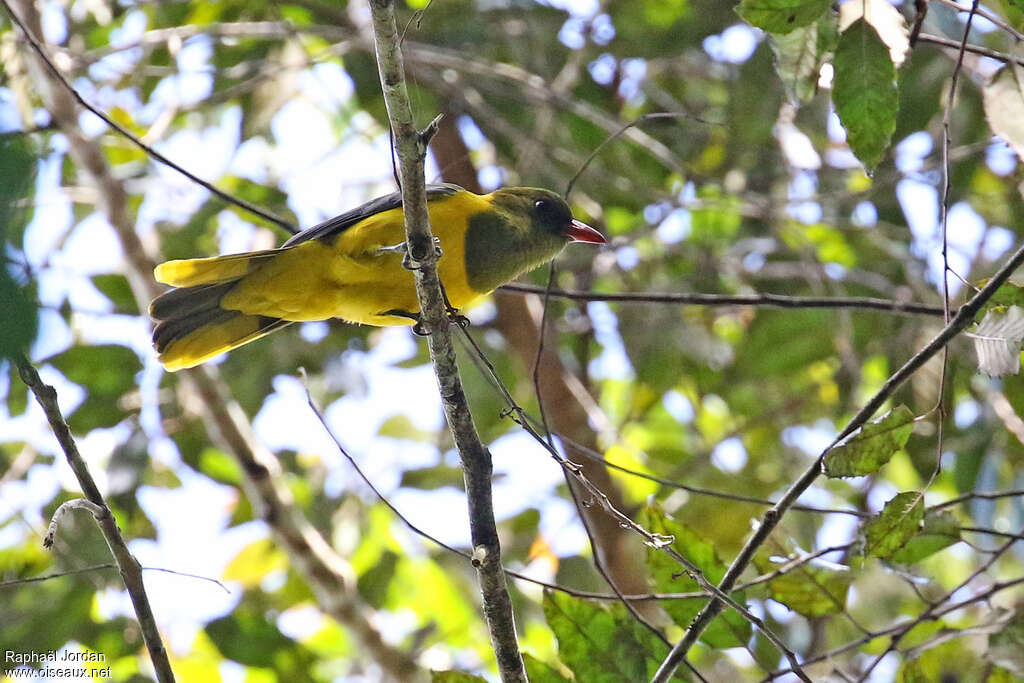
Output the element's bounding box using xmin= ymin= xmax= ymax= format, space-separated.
xmin=447 ymin=311 xmax=470 ymax=328
xmin=391 ymin=237 xmax=442 ymax=271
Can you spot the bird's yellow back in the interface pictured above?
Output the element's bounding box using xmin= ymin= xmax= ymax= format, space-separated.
xmin=218 ymin=189 xmax=494 ymax=326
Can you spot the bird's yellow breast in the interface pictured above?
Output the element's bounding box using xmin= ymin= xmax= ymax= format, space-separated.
xmin=221 ymin=191 xmax=495 ymax=326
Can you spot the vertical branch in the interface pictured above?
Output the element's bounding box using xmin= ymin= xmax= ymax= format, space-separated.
xmin=6 ymin=2 xmax=422 ymax=678
xmin=366 ymin=2 xmax=526 ymax=681
xmin=16 ymin=358 xmax=176 ymax=683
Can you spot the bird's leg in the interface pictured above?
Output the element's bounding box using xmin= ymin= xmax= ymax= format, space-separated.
xmin=380 ymin=309 xmax=430 ymax=336
xmin=377 ymin=237 xmax=443 ymax=271
xmin=438 ymin=280 xmax=469 ymax=329
xmin=380 ymin=281 xmax=467 ymax=337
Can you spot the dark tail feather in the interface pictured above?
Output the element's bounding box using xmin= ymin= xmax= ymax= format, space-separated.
xmin=150 ymin=281 xmax=291 ymax=371
xmin=149 ymin=281 xmax=237 ymax=321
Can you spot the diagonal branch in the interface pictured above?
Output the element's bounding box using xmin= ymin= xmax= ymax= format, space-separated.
xmin=652 ymin=236 xmax=1024 ymax=682
xmin=0 ymin=0 xmax=295 ymax=233
xmin=16 ymin=358 xmax=176 ymax=683
xmin=366 ymin=1 xmax=525 ymax=680
xmin=7 ymin=1 xmax=422 ymax=678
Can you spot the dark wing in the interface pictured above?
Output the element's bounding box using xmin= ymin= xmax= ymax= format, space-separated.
xmin=282 ymin=183 xmax=464 ymax=247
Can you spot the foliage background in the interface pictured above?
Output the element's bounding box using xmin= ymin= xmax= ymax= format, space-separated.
xmin=3 ymin=0 xmax=1024 ymax=680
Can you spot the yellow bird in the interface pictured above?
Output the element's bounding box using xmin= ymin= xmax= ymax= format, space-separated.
xmin=150 ymin=184 xmax=605 ymax=371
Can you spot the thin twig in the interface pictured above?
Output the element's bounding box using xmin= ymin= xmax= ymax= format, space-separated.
xmin=652 ymin=235 xmax=1024 ymax=682
xmin=500 ymin=283 xmax=948 ymax=316
xmin=17 ymin=357 xmax=176 ymax=683
xmin=916 ymin=33 xmax=1024 ymax=68
xmin=9 ymin=0 xmax=422 ymax=675
xmin=304 ymin=369 xmax=839 ymax=606
xmin=565 ymin=111 xmax=713 ymax=197
xmin=456 ymin=327 xmax=812 ymax=681
xmin=0 ymin=0 xmax=296 ymax=233
xmin=366 ymin=1 xmax=525 ymax=679
xmin=766 ymin=575 xmax=1024 ymax=679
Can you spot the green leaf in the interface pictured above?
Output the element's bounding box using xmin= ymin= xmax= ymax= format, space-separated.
xmin=0 ymin=134 xmax=38 ymax=249
xmin=897 ymin=659 xmax=928 ymax=683
xmin=832 ymin=18 xmax=898 ymax=170
xmin=91 ymin=274 xmax=139 ymax=314
xmin=0 ymin=266 xmax=38 ymax=362
xmin=756 ymin=554 xmax=851 ymax=617
xmin=770 ymin=16 xmax=839 ymax=103
xmin=523 ymin=653 xmax=572 ymax=683
xmin=356 ymin=549 xmax=398 ymax=609
xmin=223 ymin=538 xmax=289 ymax=588
xmin=430 ymin=672 xmax=487 ymax=683
xmin=198 ymin=447 xmax=244 ymax=486
xmin=889 ymin=510 xmax=960 ymax=564
xmin=379 ymin=414 xmax=435 ymax=441
xmin=399 ymin=465 xmax=465 ymax=490
xmin=863 ymin=491 xmax=924 ymax=559
xmin=987 ymin=614 xmax=1024 ymax=675
xmin=982 ymin=279 xmax=1024 ymax=310
xmin=824 ymin=405 xmax=914 ymax=477
xmin=542 ymin=591 xmax=688 ymax=682
xmin=206 ymin=603 xmax=316 ymax=678
xmin=690 ymin=186 xmax=742 ymax=245
xmin=638 ymin=503 xmax=751 ymax=647
xmin=737 ymin=0 xmax=831 ymax=33
xmin=6 ymin=361 xmax=28 ymax=416
xmin=48 ymin=345 xmax=142 ymax=431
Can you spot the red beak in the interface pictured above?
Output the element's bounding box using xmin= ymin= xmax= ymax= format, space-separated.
xmin=566 ymin=219 xmax=606 ymax=244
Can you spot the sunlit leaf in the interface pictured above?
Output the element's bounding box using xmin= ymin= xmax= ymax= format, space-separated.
xmin=824 ymin=405 xmax=914 ymax=477
xmin=638 ymin=503 xmax=751 ymax=647
xmin=542 ymin=591 xmax=688 ymax=682
xmin=897 ymin=659 xmax=927 ymax=683
xmin=863 ymin=491 xmax=924 ymax=559
xmin=756 ymin=553 xmax=851 ymax=617
xmin=223 ymin=538 xmax=288 ymax=588
xmin=430 ymin=671 xmax=487 ymax=682
xmin=889 ymin=509 xmax=960 ymax=564
xmin=379 ymin=414 xmax=436 ymax=441
xmin=523 ymin=653 xmax=572 ymax=683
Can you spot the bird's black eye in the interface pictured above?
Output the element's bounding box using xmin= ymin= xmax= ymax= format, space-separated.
xmin=532 ymin=195 xmax=571 ymax=233
xmin=534 ymin=198 xmax=562 ymax=224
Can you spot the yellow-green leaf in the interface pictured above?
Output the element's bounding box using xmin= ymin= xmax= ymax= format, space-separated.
xmin=824 ymin=405 xmax=914 ymax=477
xmin=863 ymin=491 xmax=924 ymax=559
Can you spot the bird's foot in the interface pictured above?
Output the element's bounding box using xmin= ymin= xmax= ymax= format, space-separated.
xmin=380 ymin=237 xmax=442 ymax=271
xmin=444 ymin=305 xmax=469 ymax=329
xmin=381 ymin=305 xmax=468 ymax=336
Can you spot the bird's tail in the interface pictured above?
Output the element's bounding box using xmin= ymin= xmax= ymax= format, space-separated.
xmin=150 ymin=251 xmax=291 ymax=371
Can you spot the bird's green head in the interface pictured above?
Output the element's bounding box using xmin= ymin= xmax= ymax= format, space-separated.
xmin=490 ymin=187 xmax=607 ymax=244
xmin=465 ymin=187 xmax=606 ymax=293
